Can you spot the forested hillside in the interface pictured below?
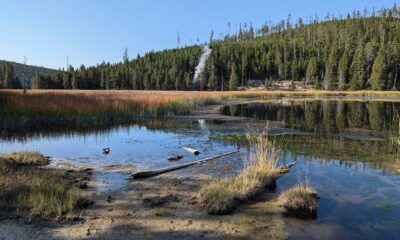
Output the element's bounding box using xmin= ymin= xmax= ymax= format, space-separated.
xmin=21 ymin=5 xmax=400 ymax=90
xmin=0 ymin=60 xmax=55 ymax=89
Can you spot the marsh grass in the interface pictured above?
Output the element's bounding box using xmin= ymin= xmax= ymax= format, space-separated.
xmin=0 ymin=90 xmax=228 ymax=129
xmin=200 ymin=129 xmax=281 ymax=214
xmin=279 ymin=183 xmax=319 ymax=218
xmin=2 ymin=89 xmax=399 ymax=130
xmin=0 ymin=152 xmax=85 ymax=219
xmin=0 ymin=151 xmax=49 ymax=166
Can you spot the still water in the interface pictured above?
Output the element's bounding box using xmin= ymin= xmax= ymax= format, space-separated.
xmin=1 ymin=99 xmax=400 ymax=239
xmin=222 ymin=99 xmax=400 ymax=239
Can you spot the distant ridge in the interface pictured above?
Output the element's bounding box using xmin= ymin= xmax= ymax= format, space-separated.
xmin=0 ymin=60 xmax=55 ymax=84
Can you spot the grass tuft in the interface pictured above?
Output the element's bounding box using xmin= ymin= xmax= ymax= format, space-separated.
xmin=0 ymin=151 xmax=49 ymax=166
xmin=279 ymin=183 xmax=319 ymax=218
xmin=200 ymin=129 xmax=281 ymax=214
xmin=0 ymin=151 xmax=86 ymax=219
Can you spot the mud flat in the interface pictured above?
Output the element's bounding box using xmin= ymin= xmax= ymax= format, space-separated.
xmin=0 ymin=171 xmax=287 ymax=240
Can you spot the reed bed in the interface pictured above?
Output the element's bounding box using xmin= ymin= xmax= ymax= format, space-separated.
xmin=0 ymin=90 xmax=229 ymax=129
xmin=1 ymin=89 xmax=399 ymax=129
xmin=279 ymin=183 xmax=319 ymax=218
xmin=0 ymin=152 xmax=85 ymax=219
xmin=199 ymin=130 xmax=283 ymax=214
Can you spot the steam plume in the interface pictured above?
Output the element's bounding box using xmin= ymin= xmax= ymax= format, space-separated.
xmin=193 ymin=45 xmax=212 ymax=83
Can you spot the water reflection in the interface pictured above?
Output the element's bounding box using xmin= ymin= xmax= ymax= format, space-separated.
xmin=222 ymin=100 xmax=400 ymax=135
xmin=0 ymin=119 xmax=199 ymax=144
xmin=1 ymin=99 xmax=400 ymax=239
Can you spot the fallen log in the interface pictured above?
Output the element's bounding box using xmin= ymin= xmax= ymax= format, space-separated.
xmin=132 ymin=150 xmax=239 ymax=179
xmin=183 ymin=147 xmax=200 ymax=156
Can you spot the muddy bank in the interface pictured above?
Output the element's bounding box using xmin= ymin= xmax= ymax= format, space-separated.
xmin=0 ymin=171 xmax=287 ymax=240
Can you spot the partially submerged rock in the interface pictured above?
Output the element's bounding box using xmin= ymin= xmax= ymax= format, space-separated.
xmin=279 ymin=184 xmax=319 ymax=218
xmin=167 ymin=154 xmax=184 ymax=161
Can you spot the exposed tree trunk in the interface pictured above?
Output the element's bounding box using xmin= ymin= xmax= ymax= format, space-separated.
xmin=132 ymin=151 xmax=239 ymax=179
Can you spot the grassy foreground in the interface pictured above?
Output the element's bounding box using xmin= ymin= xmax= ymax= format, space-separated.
xmin=0 ymin=152 xmax=85 ymax=219
xmin=1 ymin=89 xmax=400 ymax=129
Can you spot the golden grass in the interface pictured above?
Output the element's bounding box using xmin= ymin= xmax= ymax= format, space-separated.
xmin=279 ymin=183 xmax=319 ymax=218
xmin=0 ymin=151 xmax=85 ymax=219
xmin=0 ymin=90 xmax=230 ymax=128
xmin=0 ymin=151 xmax=49 ymax=166
xmin=1 ymin=89 xmax=400 ymax=129
xmin=0 ymin=90 xmax=400 ymax=129
xmin=199 ymin=130 xmax=280 ymax=214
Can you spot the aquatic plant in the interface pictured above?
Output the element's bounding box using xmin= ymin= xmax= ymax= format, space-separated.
xmin=279 ymin=183 xmax=319 ymax=218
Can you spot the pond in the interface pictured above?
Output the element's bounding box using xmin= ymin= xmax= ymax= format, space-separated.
xmin=1 ymin=99 xmax=400 ymax=239
xmin=221 ymin=99 xmax=400 ymax=239
xmin=221 ymin=100 xmax=400 ymax=136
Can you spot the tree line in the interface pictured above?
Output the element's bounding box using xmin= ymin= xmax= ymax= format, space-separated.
xmin=24 ymin=5 xmax=400 ymax=90
xmin=0 ymin=63 xmax=21 ymax=89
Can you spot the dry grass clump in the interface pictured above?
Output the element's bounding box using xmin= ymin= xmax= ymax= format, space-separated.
xmin=199 ymin=130 xmax=282 ymax=214
xmin=0 ymin=151 xmax=86 ymax=219
xmin=279 ymin=183 xmax=319 ymax=218
xmin=0 ymin=151 xmax=49 ymax=166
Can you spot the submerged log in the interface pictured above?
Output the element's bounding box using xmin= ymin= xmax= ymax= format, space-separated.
xmin=132 ymin=150 xmax=239 ymax=179
xmin=182 ymin=147 xmax=200 ymax=156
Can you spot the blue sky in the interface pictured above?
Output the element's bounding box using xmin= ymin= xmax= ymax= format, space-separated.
xmin=0 ymin=0 xmax=398 ymax=69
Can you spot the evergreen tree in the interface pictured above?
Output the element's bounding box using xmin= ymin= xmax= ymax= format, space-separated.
xmin=184 ymin=72 xmax=191 ymax=90
xmin=71 ymin=73 xmax=78 ymax=89
xmin=229 ymin=63 xmax=239 ymax=90
xmin=63 ymin=73 xmax=71 ymax=89
xmin=123 ymin=48 xmax=129 ymax=64
xmin=306 ymin=57 xmax=318 ymax=87
xmin=349 ymin=43 xmax=367 ymax=90
xmin=370 ymin=46 xmax=387 ymax=90
xmin=208 ymin=69 xmax=217 ymax=90
xmin=324 ymin=44 xmax=339 ymax=90
xmin=338 ymin=48 xmax=351 ymax=90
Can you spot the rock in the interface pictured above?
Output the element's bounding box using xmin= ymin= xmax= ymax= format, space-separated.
xmin=107 ymin=196 xmax=115 ymax=203
xmin=76 ymin=198 xmax=92 ymax=209
xmin=81 ymin=176 xmax=90 ymax=181
xmin=167 ymin=155 xmax=184 ymax=161
xmin=79 ymin=182 xmax=88 ymax=189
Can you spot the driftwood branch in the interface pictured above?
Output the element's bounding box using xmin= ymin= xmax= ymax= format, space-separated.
xmin=182 ymin=147 xmax=200 ymax=156
xmin=132 ymin=150 xmax=239 ymax=179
